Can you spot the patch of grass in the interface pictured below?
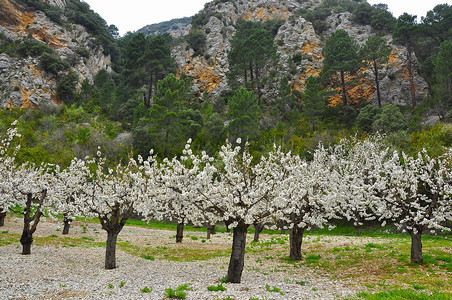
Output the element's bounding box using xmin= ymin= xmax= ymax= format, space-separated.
xmin=164 ymin=283 xmax=191 ymax=299
xmin=141 ymin=254 xmax=155 ymax=261
xmin=108 ymin=283 xmax=114 ymax=289
xmin=219 ymin=276 xmax=228 ymax=284
xmin=354 ymin=289 xmax=452 ymax=299
xmin=141 ymin=286 xmax=152 ymax=293
xmin=119 ymin=280 xmax=125 ymax=288
xmin=190 ymin=236 xmax=198 ymax=241
xmin=207 ymin=284 xmax=227 ymax=291
xmin=265 ymin=284 xmax=284 ymax=295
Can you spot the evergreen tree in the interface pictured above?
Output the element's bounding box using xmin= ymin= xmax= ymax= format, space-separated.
xmin=148 ymin=74 xmax=196 ymax=158
xmin=138 ymin=34 xmax=174 ymax=108
xmin=322 ymin=29 xmax=361 ymax=106
xmin=432 ymin=41 xmax=452 ymax=120
xmin=227 ymin=88 xmax=260 ymax=142
xmin=228 ymin=21 xmax=277 ymax=104
xmin=302 ymin=76 xmax=327 ymax=132
xmin=394 ymin=13 xmax=419 ymax=107
xmin=122 ymin=33 xmax=147 ymax=89
xmin=361 ymin=36 xmax=391 ymax=107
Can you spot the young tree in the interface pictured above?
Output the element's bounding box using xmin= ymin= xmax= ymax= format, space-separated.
xmin=322 ymin=30 xmax=361 ymax=106
xmin=71 ymin=152 xmax=149 ymax=269
xmin=393 ymin=13 xmax=419 ymax=107
xmin=361 ymin=36 xmax=391 ymax=107
xmin=332 ymin=137 xmax=389 ymax=236
xmin=8 ymin=162 xmax=56 ymax=255
xmin=0 ymin=121 xmax=21 ymax=227
xmin=378 ymin=149 xmax=452 ymax=263
xmin=276 ymin=145 xmax=338 ymax=260
xmin=145 ymin=140 xmax=219 ymax=243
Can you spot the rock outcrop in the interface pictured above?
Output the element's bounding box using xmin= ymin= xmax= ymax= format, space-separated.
xmin=0 ymin=0 xmax=111 ymax=108
xmin=169 ymin=0 xmax=428 ymax=107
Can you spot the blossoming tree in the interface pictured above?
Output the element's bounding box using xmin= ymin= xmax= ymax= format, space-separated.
xmin=275 ymin=145 xmax=339 ymax=260
xmin=379 ymin=148 xmax=452 ymax=263
xmin=0 ymin=121 xmax=21 ymax=227
xmin=70 ymin=151 xmax=150 ymax=269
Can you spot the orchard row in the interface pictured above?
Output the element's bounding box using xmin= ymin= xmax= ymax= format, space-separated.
xmin=0 ymin=122 xmax=451 ymax=283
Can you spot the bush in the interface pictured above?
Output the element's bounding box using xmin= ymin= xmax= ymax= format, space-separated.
xmin=40 ymin=52 xmax=70 ymax=75
xmin=57 ymin=72 xmax=79 ymax=103
xmin=186 ymin=29 xmax=207 ymax=57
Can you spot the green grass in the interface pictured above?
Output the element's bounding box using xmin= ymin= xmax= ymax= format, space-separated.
xmin=141 ymin=286 xmax=152 ymax=293
xmin=164 ymin=284 xmax=191 ymax=299
xmin=207 ymin=284 xmax=227 ymax=291
xmin=265 ymin=284 xmax=284 ymax=295
xmin=354 ymin=289 xmax=452 ymax=299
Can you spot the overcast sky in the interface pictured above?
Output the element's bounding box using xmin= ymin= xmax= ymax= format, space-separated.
xmin=82 ymin=0 xmax=451 ymax=36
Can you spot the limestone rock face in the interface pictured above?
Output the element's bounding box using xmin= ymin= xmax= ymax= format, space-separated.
xmin=0 ymin=0 xmax=111 ymax=108
xmin=167 ymin=0 xmax=428 ymax=107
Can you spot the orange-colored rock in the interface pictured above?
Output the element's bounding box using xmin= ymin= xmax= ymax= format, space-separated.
xmin=301 ymin=42 xmax=323 ymax=62
xmin=29 ymin=27 xmax=68 ymax=49
xmin=327 ymin=72 xmax=375 ymax=106
xmin=242 ymin=6 xmax=290 ymax=21
xmin=0 ymin=0 xmax=35 ymax=28
xmin=19 ymin=87 xmax=34 ymax=109
xmin=182 ymin=57 xmax=223 ymax=94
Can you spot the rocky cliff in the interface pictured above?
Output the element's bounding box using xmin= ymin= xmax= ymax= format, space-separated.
xmin=0 ymin=0 xmax=111 ymax=108
xmin=170 ymin=0 xmax=428 ymax=107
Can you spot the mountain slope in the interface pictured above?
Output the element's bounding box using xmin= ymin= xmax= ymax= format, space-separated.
xmin=163 ymin=0 xmax=428 ymax=107
xmin=0 ymin=0 xmax=112 ymax=108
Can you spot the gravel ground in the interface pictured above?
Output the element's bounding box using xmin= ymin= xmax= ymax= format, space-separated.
xmin=0 ymin=218 xmax=360 ymax=299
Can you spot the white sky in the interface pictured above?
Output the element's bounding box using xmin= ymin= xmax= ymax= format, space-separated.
xmin=82 ymin=0 xmax=451 ymax=36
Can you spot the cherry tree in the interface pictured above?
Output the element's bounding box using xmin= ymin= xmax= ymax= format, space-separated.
xmin=141 ymin=141 xmax=219 ymax=243
xmin=196 ymin=140 xmax=290 ymax=283
xmin=275 ymin=145 xmax=339 ymax=261
xmin=379 ymin=148 xmax=452 ymax=263
xmin=53 ymin=158 xmax=91 ymax=235
xmin=8 ymin=161 xmax=57 ymax=255
xmin=332 ymin=137 xmax=389 ymax=235
xmin=0 ymin=121 xmax=21 ymax=227
xmin=71 ymin=151 xmax=150 ymax=269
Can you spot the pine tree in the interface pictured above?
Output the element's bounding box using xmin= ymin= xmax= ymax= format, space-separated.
xmin=361 ymin=36 xmax=391 ymax=107
xmin=394 ymin=13 xmax=419 ymax=107
xmin=322 ymin=30 xmax=361 ymax=106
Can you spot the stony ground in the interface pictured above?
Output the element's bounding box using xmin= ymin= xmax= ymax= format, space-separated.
xmin=0 ymin=217 xmax=373 ymax=300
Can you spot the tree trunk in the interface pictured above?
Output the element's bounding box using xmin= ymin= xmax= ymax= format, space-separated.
xmin=253 ymin=222 xmax=264 ymax=242
xmin=227 ymin=220 xmax=248 ymax=283
xmin=255 ymin=65 xmax=262 ymax=105
xmin=373 ymin=59 xmax=382 ymax=107
xmin=206 ymin=224 xmax=215 ymax=240
xmin=20 ymin=192 xmax=43 ymax=255
xmin=62 ymin=220 xmax=71 ymax=235
xmin=20 ymin=230 xmax=33 ymax=255
xmin=105 ymin=230 xmax=119 ymax=269
xmin=406 ymin=43 xmax=416 ymax=107
xmin=176 ymin=222 xmax=184 ymax=243
xmin=340 ymin=69 xmax=347 ymax=106
xmin=355 ymin=225 xmax=361 ymax=236
xmin=0 ymin=212 xmax=6 ymax=227
xmin=409 ymin=226 xmax=423 ymax=264
xmin=289 ymin=225 xmax=304 ymax=261
xmin=355 ymin=213 xmax=361 ymax=236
